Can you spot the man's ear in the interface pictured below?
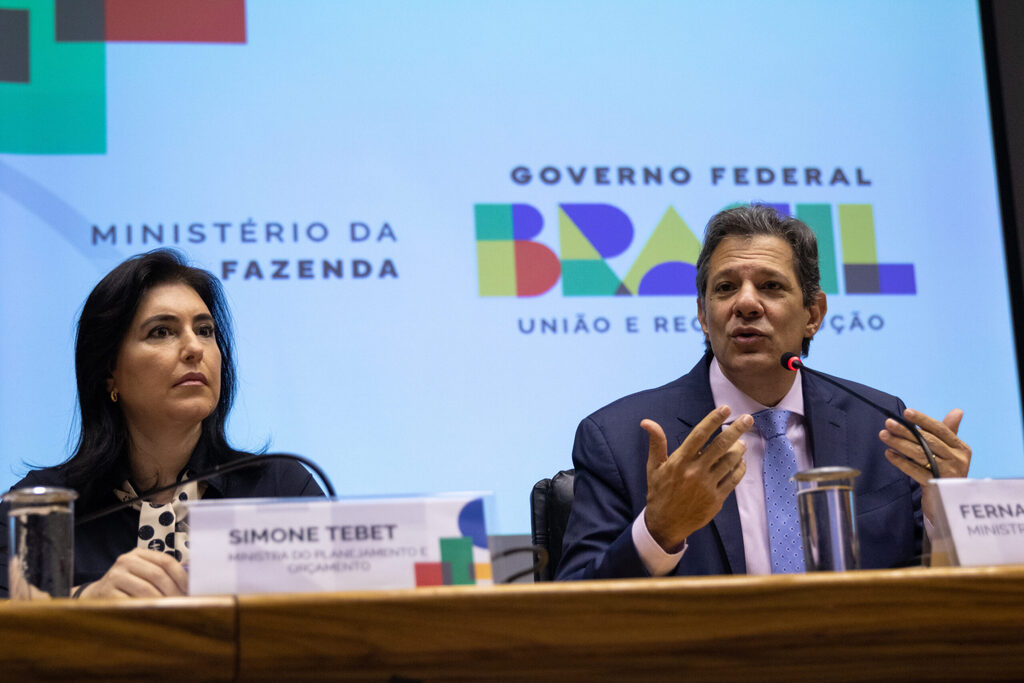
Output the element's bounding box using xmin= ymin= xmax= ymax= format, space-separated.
xmin=805 ymin=291 xmax=827 ymax=338
xmin=697 ymin=296 xmax=709 ymax=336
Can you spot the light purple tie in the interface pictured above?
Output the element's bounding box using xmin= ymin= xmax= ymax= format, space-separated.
xmin=753 ymin=409 xmax=805 ymax=573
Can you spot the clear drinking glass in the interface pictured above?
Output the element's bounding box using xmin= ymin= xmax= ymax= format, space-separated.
xmin=3 ymin=487 xmax=77 ymax=599
xmin=792 ymin=467 xmax=860 ymax=571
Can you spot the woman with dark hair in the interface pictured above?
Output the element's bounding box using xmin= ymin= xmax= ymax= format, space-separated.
xmin=0 ymin=249 xmax=323 ymax=598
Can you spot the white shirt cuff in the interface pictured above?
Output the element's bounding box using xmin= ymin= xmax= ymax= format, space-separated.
xmin=632 ymin=507 xmax=686 ymax=576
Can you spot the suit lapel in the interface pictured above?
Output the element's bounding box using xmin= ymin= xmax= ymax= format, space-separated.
xmin=672 ymin=356 xmax=746 ymax=575
xmin=665 ymin=365 xmax=851 ymax=575
xmin=712 ymin=493 xmax=745 ymax=574
xmin=802 ymin=371 xmax=850 ymax=468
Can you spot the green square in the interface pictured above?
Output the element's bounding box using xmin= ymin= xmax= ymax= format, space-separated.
xmin=474 ymin=204 xmax=514 ymax=240
xmin=440 ymin=536 xmax=474 ymax=585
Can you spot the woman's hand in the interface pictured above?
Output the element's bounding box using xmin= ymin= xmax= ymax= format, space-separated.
xmin=76 ymin=548 xmax=187 ymax=599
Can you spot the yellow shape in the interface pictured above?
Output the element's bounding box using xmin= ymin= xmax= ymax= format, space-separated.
xmin=622 ymin=206 xmax=702 ymax=293
xmin=558 ymin=207 xmax=602 ymax=260
xmin=476 ymin=242 xmax=516 ymax=296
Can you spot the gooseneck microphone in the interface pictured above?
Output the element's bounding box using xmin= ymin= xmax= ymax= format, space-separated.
xmin=781 ymin=353 xmax=940 ymax=477
xmin=76 ymin=453 xmax=336 ymax=526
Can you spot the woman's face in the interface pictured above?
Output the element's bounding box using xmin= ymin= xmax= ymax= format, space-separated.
xmin=108 ymin=282 xmax=222 ymax=434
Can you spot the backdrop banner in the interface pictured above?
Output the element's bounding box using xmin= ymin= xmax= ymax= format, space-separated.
xmin=1 ymin=1 xmax=1020 ymax=533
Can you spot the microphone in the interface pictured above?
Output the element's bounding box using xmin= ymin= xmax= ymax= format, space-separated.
xmin=76 ymin=453 xmax=336 ymax=526
xmin=780 ymin=353 xmax=939 ymax=477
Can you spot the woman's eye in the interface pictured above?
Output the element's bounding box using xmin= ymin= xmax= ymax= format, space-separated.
xmin=148 ymin=326 xmax=171 ymax=338
xmin=197 ymin=325 xmax=215 ymax=337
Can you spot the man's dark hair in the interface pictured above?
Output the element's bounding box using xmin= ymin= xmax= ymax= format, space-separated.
xmin=695 ymin=204 xmax=822 ymax=356
xmin=60 ymin=248 xmax=244 ymax=507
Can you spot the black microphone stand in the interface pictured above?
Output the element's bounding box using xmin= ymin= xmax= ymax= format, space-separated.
xmin=76 ymin=453 xmax=336 ymax=526
xmin=781 ymin=353 xmax=940 ymax=477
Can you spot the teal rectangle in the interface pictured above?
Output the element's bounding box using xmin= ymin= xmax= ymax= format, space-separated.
xmin=797 ymin=203 xmax=838 ymax=295
xmin=474 ymin=204 xmax=514 ymax=241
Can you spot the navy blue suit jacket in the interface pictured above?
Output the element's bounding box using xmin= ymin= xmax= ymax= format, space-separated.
xmin=556 ymin=355 xmax=923 ymax=579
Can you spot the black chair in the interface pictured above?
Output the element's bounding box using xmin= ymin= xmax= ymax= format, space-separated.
xmin=529 ymin=468 xmax=575 ymax=581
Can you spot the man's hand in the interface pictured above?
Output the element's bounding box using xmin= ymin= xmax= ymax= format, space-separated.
xmin=77 ymin=548 xmax=188 ymax=599
xmin=642 ymin=406 xmax=753 ymax=552
xmin=879 ymin=408 xmax=972 ymax=485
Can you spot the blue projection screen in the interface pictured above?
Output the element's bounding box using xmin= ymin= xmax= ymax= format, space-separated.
xmin=1 ymin=0 xmax=1021 ymax=533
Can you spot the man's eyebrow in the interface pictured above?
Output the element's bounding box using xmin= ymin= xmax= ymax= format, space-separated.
xmin=712 ymin=265 xmax=791 ymax=279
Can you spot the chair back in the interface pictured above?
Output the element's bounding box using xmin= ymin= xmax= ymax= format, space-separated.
xmin=529 ymin=468 xmax=575 ymax=581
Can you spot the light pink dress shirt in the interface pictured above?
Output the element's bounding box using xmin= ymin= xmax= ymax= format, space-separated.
xmin=632 ymin=358 xmax=812 ymax=575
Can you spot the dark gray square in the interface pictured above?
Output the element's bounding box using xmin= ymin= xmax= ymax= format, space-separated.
xmin=0 ymin=9 xmax=29 ymax=83
xmin=56 ymin=0 xmax=105 ymax=42
xmin=844 ymin=264 xmax=881 ymax=294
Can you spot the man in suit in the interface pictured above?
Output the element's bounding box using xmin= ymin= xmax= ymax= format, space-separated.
xmin=556 ymin=204 xmax=971 ymax=580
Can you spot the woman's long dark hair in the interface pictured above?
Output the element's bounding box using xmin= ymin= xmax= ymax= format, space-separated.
xmin=60 ymin=249 xmax=244 ymax=507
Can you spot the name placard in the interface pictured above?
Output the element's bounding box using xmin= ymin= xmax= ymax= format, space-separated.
xmin=187 ymin=494 xmax=492 ymax=595
xmin=926 ymin=479 xmax=1024 ymax=567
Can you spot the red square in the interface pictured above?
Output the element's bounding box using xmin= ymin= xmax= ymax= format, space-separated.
xmin=414 ymin=562 xmax=444 ymax=586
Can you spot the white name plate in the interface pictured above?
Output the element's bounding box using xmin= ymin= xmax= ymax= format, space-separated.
xmin=927 ymin=478 xmax=1024 ymax=567
xmin=187 ymin=494 xmax=492 ymax=595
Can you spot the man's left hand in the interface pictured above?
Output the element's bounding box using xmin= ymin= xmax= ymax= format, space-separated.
xmin=879 ymin=408 xmax=971 ymax=484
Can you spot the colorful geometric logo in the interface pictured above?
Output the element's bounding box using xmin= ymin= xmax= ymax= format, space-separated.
xmin=413 ymin=498 xmax=492 ymax=587
xmin=559 ymin=203 xmax=634 ymax=295
xmin=474 ymin=202 xmax=915 ymax=297
xmin=475 ymin=203 xmax=560 ymax=297
xmin=0 ymin=0 xmax=246 ymax=154
xmin=413 ymin=536 xmax=492 ymax=586
xmin=822 ymin=204 xmax=915 ymax=295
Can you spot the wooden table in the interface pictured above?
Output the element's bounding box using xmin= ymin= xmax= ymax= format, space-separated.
xmin=2 ymin=565 xmax=1023 ymax=681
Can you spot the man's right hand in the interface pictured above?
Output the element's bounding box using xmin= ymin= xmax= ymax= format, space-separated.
xmin=641 ymin=406 xmax=753 ymax=552
xmin=76 ymin=548 xmax=188 ymax=599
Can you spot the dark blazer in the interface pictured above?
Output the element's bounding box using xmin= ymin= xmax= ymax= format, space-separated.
xmin=556 ymin=354 xmax=923 ymax=580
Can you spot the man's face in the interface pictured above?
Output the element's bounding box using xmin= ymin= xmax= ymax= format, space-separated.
xmin=697 ymin=235 xmax=826 ymax=402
